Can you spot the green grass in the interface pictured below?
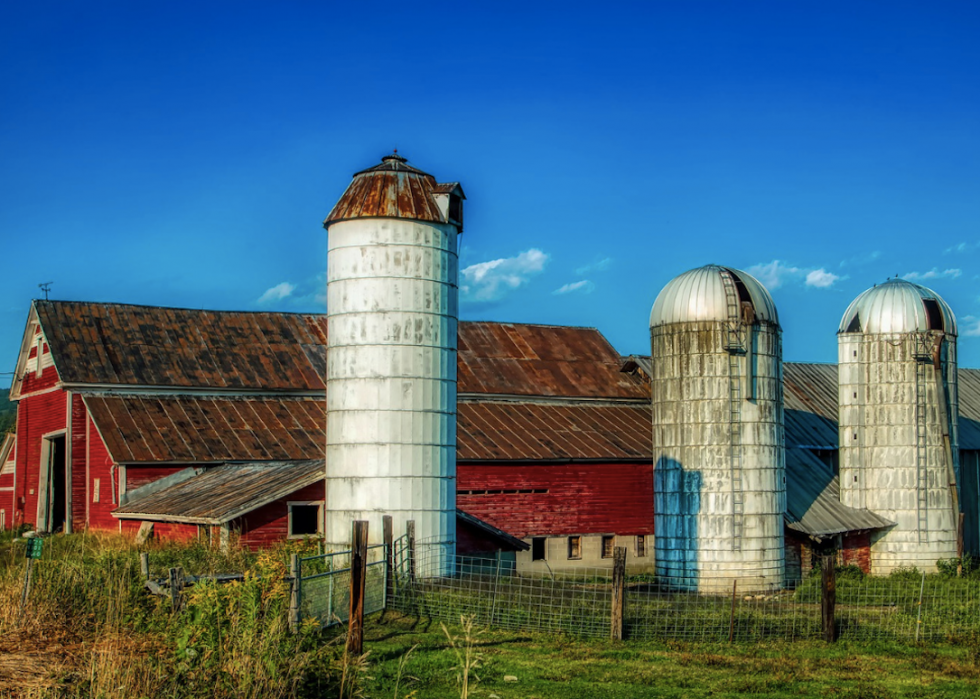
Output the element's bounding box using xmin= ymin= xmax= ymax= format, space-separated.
xmin=361 ymin=613 xmax=980 ymax=698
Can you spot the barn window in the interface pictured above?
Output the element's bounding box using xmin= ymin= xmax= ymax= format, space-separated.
xmin=288 ymin=502 xmax=322 ymax=537
xmin=923 ymin=299 xmax=944 ymax=331
xmin=601 ymin=535 xmax=615 ymax=558
xmin=93 ymin=478 xmax=100 ymax=503
xmin=635 ymin=535 xmax=646 ymax=558
xmin=567 ymin=536 xmax=582 ymax=560
xmin=531 ymin=537 xmax=546 ymax=561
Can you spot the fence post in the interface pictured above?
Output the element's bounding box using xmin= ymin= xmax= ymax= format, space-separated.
xmin=139 ymin=552 xmax=150 ymax=580
xmin=821 ymin=555 xmax=836 ymax=643
xmin=169 ymin=567 xmax=184 ymax=612
xmin=347 ymin=520 xmax=369 ymax=656
xmin=610 ymin=546 xmax=626 ymax=640
xmin=383 ymin=515 xmax=394 ymax=611
xmin=406 ymin=520 xmax=416 ymax=583
xmin=289 ymin=553 xmax=301 ymax=634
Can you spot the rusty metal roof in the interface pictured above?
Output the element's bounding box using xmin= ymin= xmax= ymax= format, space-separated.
xmin=83 ymin=395 xmax=325 ymax=464
xmin=34 ymin=301 xmax=326 ymax=391
xmin=785 ymin=448 xmax=893 ymax=539
xmin=325 ymin=153 xmax=459 ymax=226
xmin=957 ymin=368 xmax=980 ymax=450
xmin=112 ymin=460 xmax=323 ymax=524
xmin=458 ymin=400 xmax=652 ymax=461
xmin=459 ymin=322 xmax=648 ymax=400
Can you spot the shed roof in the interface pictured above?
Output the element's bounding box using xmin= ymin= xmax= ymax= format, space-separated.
xmin=112 ymin=460 xmax=324 ymax=525
xmin=784 ymin=448 xmax=893 ymax=538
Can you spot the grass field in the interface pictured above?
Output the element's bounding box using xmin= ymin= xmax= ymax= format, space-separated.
xmin=1 ymin=531 xmax=979 ymax=698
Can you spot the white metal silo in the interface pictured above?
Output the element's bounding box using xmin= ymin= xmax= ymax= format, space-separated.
xmin=650 ymin=264 xmax=786 ymax=593
xmin=323 ymin=153 xmax=464 ymax=569
xmin=838 ymin=279 xmax=960 ymax=574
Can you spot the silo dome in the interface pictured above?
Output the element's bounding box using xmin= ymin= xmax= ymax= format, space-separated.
xmin=650 ymin=265 xmax=779 ymax=328
xmin=839 ymin=278 xmax=957 ymax=336
xmin=649 ymin=263 xmax=785 ymax=593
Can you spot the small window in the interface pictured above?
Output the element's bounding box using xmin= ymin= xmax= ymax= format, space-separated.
xmin=288 ymin=502 xmax=322 ymax=537
xmin=93 ymin=478 xmax=100 ymax=503
xmin=531 ymin=537 xmax=546 ymax=561
xmin=568 ymin=536 xmax=582 ymax=560
xmin=35 ymin=337 xmax=43 ymax=378
xmin=845 ymin=313 xmax=861 ymax=333
xmin=0 ymin=509 xmax=5 ymax=530
xmin=923 ymin=299 xmax=944 ymax=331
xmin=601 ymin=535 xmax=615 ymax=559
xmin=635 ymin=535 xmax=646 ymax=558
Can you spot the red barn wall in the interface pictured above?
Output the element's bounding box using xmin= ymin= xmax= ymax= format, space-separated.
xmin=841 ymin=532 xmax=871 ymax=573
xmin=235 ymin=482 xmax=325 ymax=550
xmin=15 ymin=389 xmax=67 ymax=529
xmin=457 ymin=462 xmax=654 ymax=538
xmin=19 ymin=339 xmax=60 ymax=396
xmin=119 ymin=519 xmax=199 ymax=542
xmin=85 ymin=414 xmax=118 ymax=531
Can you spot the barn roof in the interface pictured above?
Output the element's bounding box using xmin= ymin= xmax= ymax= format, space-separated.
xmin=457 ymin=401 xmax=651 ymax=461
xmin=83 ymin=395 xmax=324 ymax=464
xmin=28 ymin=301 xmax=326 ymax=392
xmin=458 ymin=322 xmax=648 ymax=400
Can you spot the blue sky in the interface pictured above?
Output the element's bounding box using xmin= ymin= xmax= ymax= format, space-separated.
xmin=2 ymin=1 xmax=980 ymax=386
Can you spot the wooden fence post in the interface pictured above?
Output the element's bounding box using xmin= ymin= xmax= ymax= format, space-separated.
xmin=289 ymin=553 xmax=301 ymax=634
xmin=139 ymin=552 xmax=150 ymax=580
xmin=347 ymin=520 xmax=369 ymax=656
xmin=406 ymin=520 xmax=416 ymax=584
xmin=383 ymin=515 xmax=394 ymax=611
xmin=610 ymin=546 xmax=627 ymax=640
xmin=821 ymin=555 xmax=836 ymax=643
xmin=169 ymin=567 xmax=184 ymax=612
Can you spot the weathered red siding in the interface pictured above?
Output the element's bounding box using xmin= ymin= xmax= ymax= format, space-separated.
xmin=119 ymin=519 xmax=199 ymax=542
xmin=841 ymin=532 xmax=872 ymax=573
xmin=15 ymin=389 xmax=68 ymax=528
xmin=70 ymin=394 xmax=87 ymax=529
xmin=236 ymin=482 xmax=325 ymax=550
xmin=125 ymin=465 xmax=193 ymax=491
xmin=86 ymin=415 xmax=118 ymax=531
xmin=19 ymin=341 xmax=60 ymax=397
xmin=457 ymin=462 xmax=654 ymax=538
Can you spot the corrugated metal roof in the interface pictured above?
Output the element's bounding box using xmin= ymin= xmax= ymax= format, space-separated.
xmin=785 ymin=448 xmax=893 ymax=538
xmin=838 ymin=278 xmax=957 ymax=335
xmin=783 ymin=362 xmax=839 ymax=449
xmin=459 ymin=322 xmax=648 ymax=400
xmin=325 ymin=153 xmax=458 ymax=226
xmin=650 ymin=265 xmax=779 ymax=327
xmin=458 ymin=400 xmax=651 ymax=461
xmin=84 ymin=395 xmax=325 ymax=464
xmin=113 ymin=460 xmax=323 ymax=524
xmin=958 ymin=368 xmax=980 ymax=450
xmin=34 ymin=301 xmax=326 ymax=391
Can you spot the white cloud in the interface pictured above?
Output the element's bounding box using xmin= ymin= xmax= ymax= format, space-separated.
xmin=257 ymin=282 xmax=296 ymax=304
xmin=553 ymin=280 xmax=595 ymax=295
xmin=902 ymin=268 xmax=961 ymax=281
xmin=960 ymin=316 xmax=980 ymax=337
xmin=575 ymin=257 xmax=613 ymax=275
xmin=748 ymin=260 xmax=842 ymax=290
xmin=805 ymin=269 xmax=840 ymax=288
xmin=461 ymin=248 xmax=549 ymax=303
xmin=746 ymin=260 xmax=802 ymax=290
xmin=944 ymin=241 xmax=980 ymax=255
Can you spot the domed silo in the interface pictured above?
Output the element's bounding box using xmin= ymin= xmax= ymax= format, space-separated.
xmin=323 ymin=153 xmax=464 ymax=569
xmin=650 ymin=265 xmax=785 ymax=592
xmin=838 ymin=279 xmax=960 ymax=573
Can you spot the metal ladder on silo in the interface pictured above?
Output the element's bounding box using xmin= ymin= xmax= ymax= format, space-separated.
xmin=914 ymin=334 xmax=930 ymax=544
xmin=721 ymin=272 xmax=744 ymax=551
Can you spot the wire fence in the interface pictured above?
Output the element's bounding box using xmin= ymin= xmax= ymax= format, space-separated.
xmin=386 ymin=540 xmax=980 ymax=643
xmin=296 ymin=543 xmax=387 ymax=629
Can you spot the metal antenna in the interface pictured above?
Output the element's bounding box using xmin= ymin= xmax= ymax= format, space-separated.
xmin=38 ymin=282 xmax=52 ymax=301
